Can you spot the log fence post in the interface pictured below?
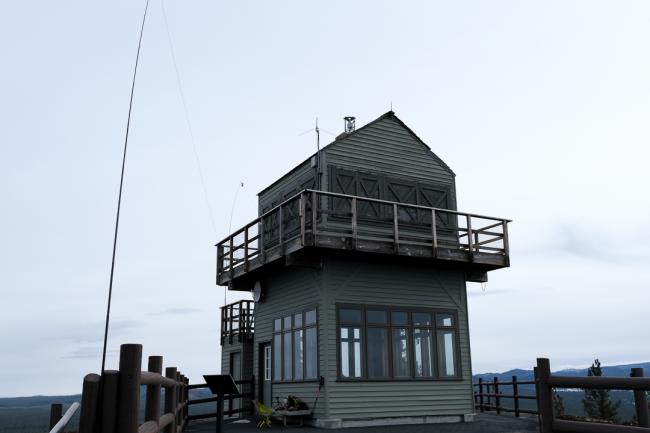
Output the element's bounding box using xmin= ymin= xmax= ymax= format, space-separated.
xmin=145 ymin=355 xmax=162 ymax=423
xmin=163 ymin=367 xmax=177 ymax=433
xmin=536 ymin=358 xmax=554 ymax=433
xmin=49 ymin=404 xmax=62 ymax=430
xmin=116 ymin=344 xmax=142 ymax=433
xmin=100 ymin=370 xmax=119 ymax=433
xmin=494 ymin=377 xmax=501 ymax=415
xmin=631 ymin=368 xmax=650 ymax=427
xmin=512 ymin=375 xmax=520 ymax=418
xmin=78 ymin=373 xmax=101 ymax=433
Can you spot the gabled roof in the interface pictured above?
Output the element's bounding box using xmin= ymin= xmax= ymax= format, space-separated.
xmin=258 ymin=111 xmax=455 ymax=196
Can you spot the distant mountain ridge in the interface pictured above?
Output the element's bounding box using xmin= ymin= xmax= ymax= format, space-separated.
xmin=474 ymin=361 xmax=650 ymax=382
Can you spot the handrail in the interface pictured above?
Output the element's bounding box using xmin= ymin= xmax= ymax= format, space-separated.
xmin=216 ymin=189 xmax=511 ymax=282
xmin=536 ymin=358 xmax=650 ymax=432
xmin=215 ymin=188 xmax=512 ymax=246
xmin=48 ymin=402 xmax=80 ymax=433
xmin=73 ymin=344 xmax=190 ymax=433
xmin=473 ymin=376 xmax=538 ymax=417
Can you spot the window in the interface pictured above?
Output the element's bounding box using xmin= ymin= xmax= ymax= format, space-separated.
xmin=272 ymin=308 xmax=318 ymax=382
xmin=436 ymin=313 xmax=457 ymax=377
xmin=264 ymin=345 xmax=271 ymax=381
xmin=337 ymin=305 xmax=460 ymax=380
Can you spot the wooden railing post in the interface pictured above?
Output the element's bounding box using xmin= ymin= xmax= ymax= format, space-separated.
xmin=300 ymin=192 xmax=306 ymax=246
xmin=512 ymin=375 xmax=520 ymax=417
xmin=311 ymin=191 xmax=318 ymax=243
xmin=494 ymin=377 xmax=501 ymax=415
xmin=244 ymin=226 xmax=249 ymax=272
xmin=478 ymin=378 xmax=484 ymax=412
xmin=49 ymin=404 xmax=62 ymax=430
xmin=163 ymin=367 xmax=178 ymax=433
xmin=536 ymin=358 xmax=554 ymax=433
xmin=260 ymin=216 xmax=266 ymax=263
xmin=466 ymin=215 xmax=474 ymax=255
xmin=116 ymin=344 xmax=142 ymax=433
xmin=278 ymin=205 xmax=284 ymax=255
xmin=631 ymin=368 xmax=650 ymax=427
xmin=78 ymin=373 xmax=101 ymax=433
xmin=100 ymin=370 xmax=119 ymax=433
xmin=145 ymin=355 xmax=162 ymax=423
xmin=216 ymin=244 xmax=223 ymax=281
xmin=393 ymin=204 xmax=399 ymax=253
xmin=431 ymin=209 xmax=437 ymax=257
xmin=229 ymin=237 xmax=234 ymax=280
xmin=502 ymin=220 xmax=510 ymax=256
xmin=351 ymin=197 xmax=357 ymax=249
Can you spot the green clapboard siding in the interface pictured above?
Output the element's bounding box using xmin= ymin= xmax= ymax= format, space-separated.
xmin=319 ymin=256 xmax=474 ymax=420
xmin=258 ymin=159 xmax=315 ymax=215
xmin=251 ymin=266 xmax=327 ymax=417
xmin=322 ymin=115 xmax=457 ymax=210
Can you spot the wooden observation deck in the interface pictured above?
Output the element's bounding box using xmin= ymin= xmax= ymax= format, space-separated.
xmin=216 ymin=190 xmax=511 ymax=287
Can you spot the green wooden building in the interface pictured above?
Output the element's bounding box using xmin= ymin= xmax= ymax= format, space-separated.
xmin=216 ymin=111 xmax=511 ymax=428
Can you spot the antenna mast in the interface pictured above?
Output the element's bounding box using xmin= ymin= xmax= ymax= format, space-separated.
xmin=101 ymin=0 xmax=150 ymax=374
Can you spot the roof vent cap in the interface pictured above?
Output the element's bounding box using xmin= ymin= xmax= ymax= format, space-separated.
xmin=344 ymin=116 xmax=356 ymax=133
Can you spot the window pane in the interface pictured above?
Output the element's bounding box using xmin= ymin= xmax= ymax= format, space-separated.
xmin=305 ymin=327 xmax=318 ymax=379
xmin=339 ymin=308 xmax=361 ymax=323
xmin=367 ymin=328 xmax=389 ymax=378
xmin=264 ymin=346 xmax=271 ymax=381
xmin=294 ymin=313 xmax=303 ymax=328
xmin=283 ymin=332 xmax=292 ymax=380
xmin=274 ymin=318 xmax=282 ymax=332
xmin=412 ymin=312 xmax=432 ymax=326
xmin=340 ymin=326 xmax=362 ymax=378
xmin=366 ymin=310 xmax=387 ymax=324
xmin=392 ymin=328 xmax=410 ymax=377
xmin=436 ymin=314 xmax=454 ymax=328
xmin=391 ymin=311 xmax=408 ymax=325
xmin=305 ymin=309 xmax=317 ymax=325
xmin=283 ymin=316 xmax=292 ymax=330
xmin=413 ymin=328 xmax=433 ymax=377
xmin=437 ymin=330 xmax=457 ymax=377
xmin=273 ymin=334 xmax=282 ymax=381
xmin=294 ymin=330 xmax=303 ymax=380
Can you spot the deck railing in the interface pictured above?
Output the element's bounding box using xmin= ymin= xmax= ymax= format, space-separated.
xmin=473 ymin=376 xmax=538 ymax=417
xmin=220 ymin=300 xmax=254 ymax=345
xmin=186 ymin=377 xmax=255 ymax=422
xmin=536 ymin=358 xmax=650 ymax=433
xmin=56 ymin=343 xmax=189 ymax=433
xmin=217 ymin=189 xmax=511 ymax=282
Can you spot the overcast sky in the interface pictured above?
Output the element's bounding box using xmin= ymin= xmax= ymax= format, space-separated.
xmin=1 ymin=1 xmax=649 ymax=397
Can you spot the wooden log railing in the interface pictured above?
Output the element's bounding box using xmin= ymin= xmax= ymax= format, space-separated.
xmin=536 ymin=358 xmax=650 ymax=433
xmin=57 ymin=343 xmax=190 ymax=433
xmin=186 ymin=376 xmax=255 ymax=421
xmin=217 ymin=189 xmax=511 ymax=281
xmin=473 ymin=375 xmax=539 ymax=417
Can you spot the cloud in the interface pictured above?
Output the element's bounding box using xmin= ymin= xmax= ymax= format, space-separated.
xmin=48 ymin=319 xmax=145 ymax=344
xmin=63 ymin=346 xmax=118 ymax=360
xmin=147 ymin=307 xmax=203 ymax=316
